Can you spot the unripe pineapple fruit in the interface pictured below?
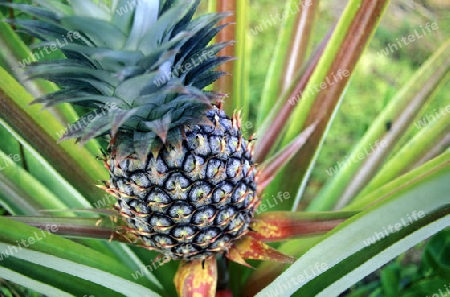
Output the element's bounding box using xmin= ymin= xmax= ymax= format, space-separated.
xmin=12 ymin=0 xmax=258 ymax=261
xmin=110 ymin=106 xmax=257 ymax=260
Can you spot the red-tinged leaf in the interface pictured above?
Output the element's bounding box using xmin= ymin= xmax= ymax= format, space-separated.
xmin=280 ymin=0 xmax=319 ymax=94
xmin=254 ymin=30 xmax=331 ymax=163
xmin=228 ymin=235 xmax=295 ymax=265
xmin=215 ymin=0 xmax=236 ymax=115
xmin=257 ymin=122 xmax=318 ymax=194
xmin=276 ymin=0 xmax=390 ymax=211
xmin=175 ymin=257 xmax=217 ymax=297
xmin=251 ymin=211 xmax=356 ymax=242
xmin=226 ymin=245 xmax=253 ymax=268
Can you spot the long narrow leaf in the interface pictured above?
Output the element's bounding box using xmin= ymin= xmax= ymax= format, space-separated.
xmin=0 ymin=67 xmax=107 ymax=205
xmin=264 ymin=0 xmax=391 ymax=211
xmin=310 ymin=38 xmax=450 ymax=211
xmin=253 ymin=152 xmax=450 ymax=296
xmin=0 ymin=217 xmax=163 ymax=296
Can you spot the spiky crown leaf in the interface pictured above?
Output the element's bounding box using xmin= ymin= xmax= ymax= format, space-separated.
xmin=8 ymin=0 xmax=232 ymax=159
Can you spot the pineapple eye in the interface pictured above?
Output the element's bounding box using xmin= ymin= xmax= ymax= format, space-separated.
xmin=196 ymin=190 xmax=205 ymax=199
xmin=206 ymin=159 xmax=224 ymax=180
xmin=154 ymin=235 xmax=175 ymax=246
xmin=226 ymin=158 xmax=242 ymax=178
xmin=150 ymin=215 xmax=172 ymax=227
xmin=194 ymin=229 xmax=220 ymax=244
xmin=148 ymin=189 xmax=170 ymax=204
xmin=192 ymin=206 xmax=216 ymax=225
xmin=189 ymin=182 xmax=212 ymax=203
xmin=215 ymin=208 xmax=236 ymax=226
xmin=209 ymin=136 xmax=221 ymax=154
xmin=231 ymin=184 xmax=248 ymax=204
xmin=168 ymin=202 xmax=194 ymax=220
xmin=172 ymin=225 xmax=196 ymax=239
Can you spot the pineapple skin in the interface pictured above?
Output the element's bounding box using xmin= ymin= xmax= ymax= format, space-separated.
xmin=109 ymin=106 xmax=258 ymax=260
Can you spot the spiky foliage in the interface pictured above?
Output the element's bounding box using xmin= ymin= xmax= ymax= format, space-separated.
xmin=13 ymin=0 xmax=233 ymax=158
xmin=8 ymin=0 xmax=259 ymax=260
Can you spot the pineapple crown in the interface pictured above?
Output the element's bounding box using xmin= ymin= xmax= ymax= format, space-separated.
xmin=8 ymin=0 xmax=233 ymax=159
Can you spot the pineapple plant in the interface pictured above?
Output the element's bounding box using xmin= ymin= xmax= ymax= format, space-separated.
xmin=6 ymin=0 xmax=271 ymax=266
xmin=0 ymin=0 xmax=449 ymax=296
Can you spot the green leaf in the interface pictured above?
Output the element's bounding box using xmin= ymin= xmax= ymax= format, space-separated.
xmin=0 ymin=146 xmax=73 ymax=216
xmin=0 ymin=119 xmax=92 ymax=211
xmin=252 ymin=152 xmax=450 ymax=296
xmin=380 ymin=263 xmax=400 ymax=297
xmin=423 ymin=229 xmax=450 ymax=280
xmin=256 ymin=0 xmax=302 ymax=128
xmin=262 ymin=0 xmax=391 ymax=211
xmin=400 ymin=278 xmax=450 ymax=297
xmin=0 ymin=217 xmax=163 ymax=296
xmin=0 ymin=266 xmax=74 ymax=297
xmin=0 ymin=66 xmax=107 ymax=205
xmin=233 ymin=0 xmax=249 ymax=124
xmin=310 ymin=38 xmax=450 ymax=211
xmin=0 ymin=11 xmax=101 ymax=156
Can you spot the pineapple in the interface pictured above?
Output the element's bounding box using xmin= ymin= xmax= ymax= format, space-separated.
xmin=13 ymin=0 xmax=257 ymax=261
